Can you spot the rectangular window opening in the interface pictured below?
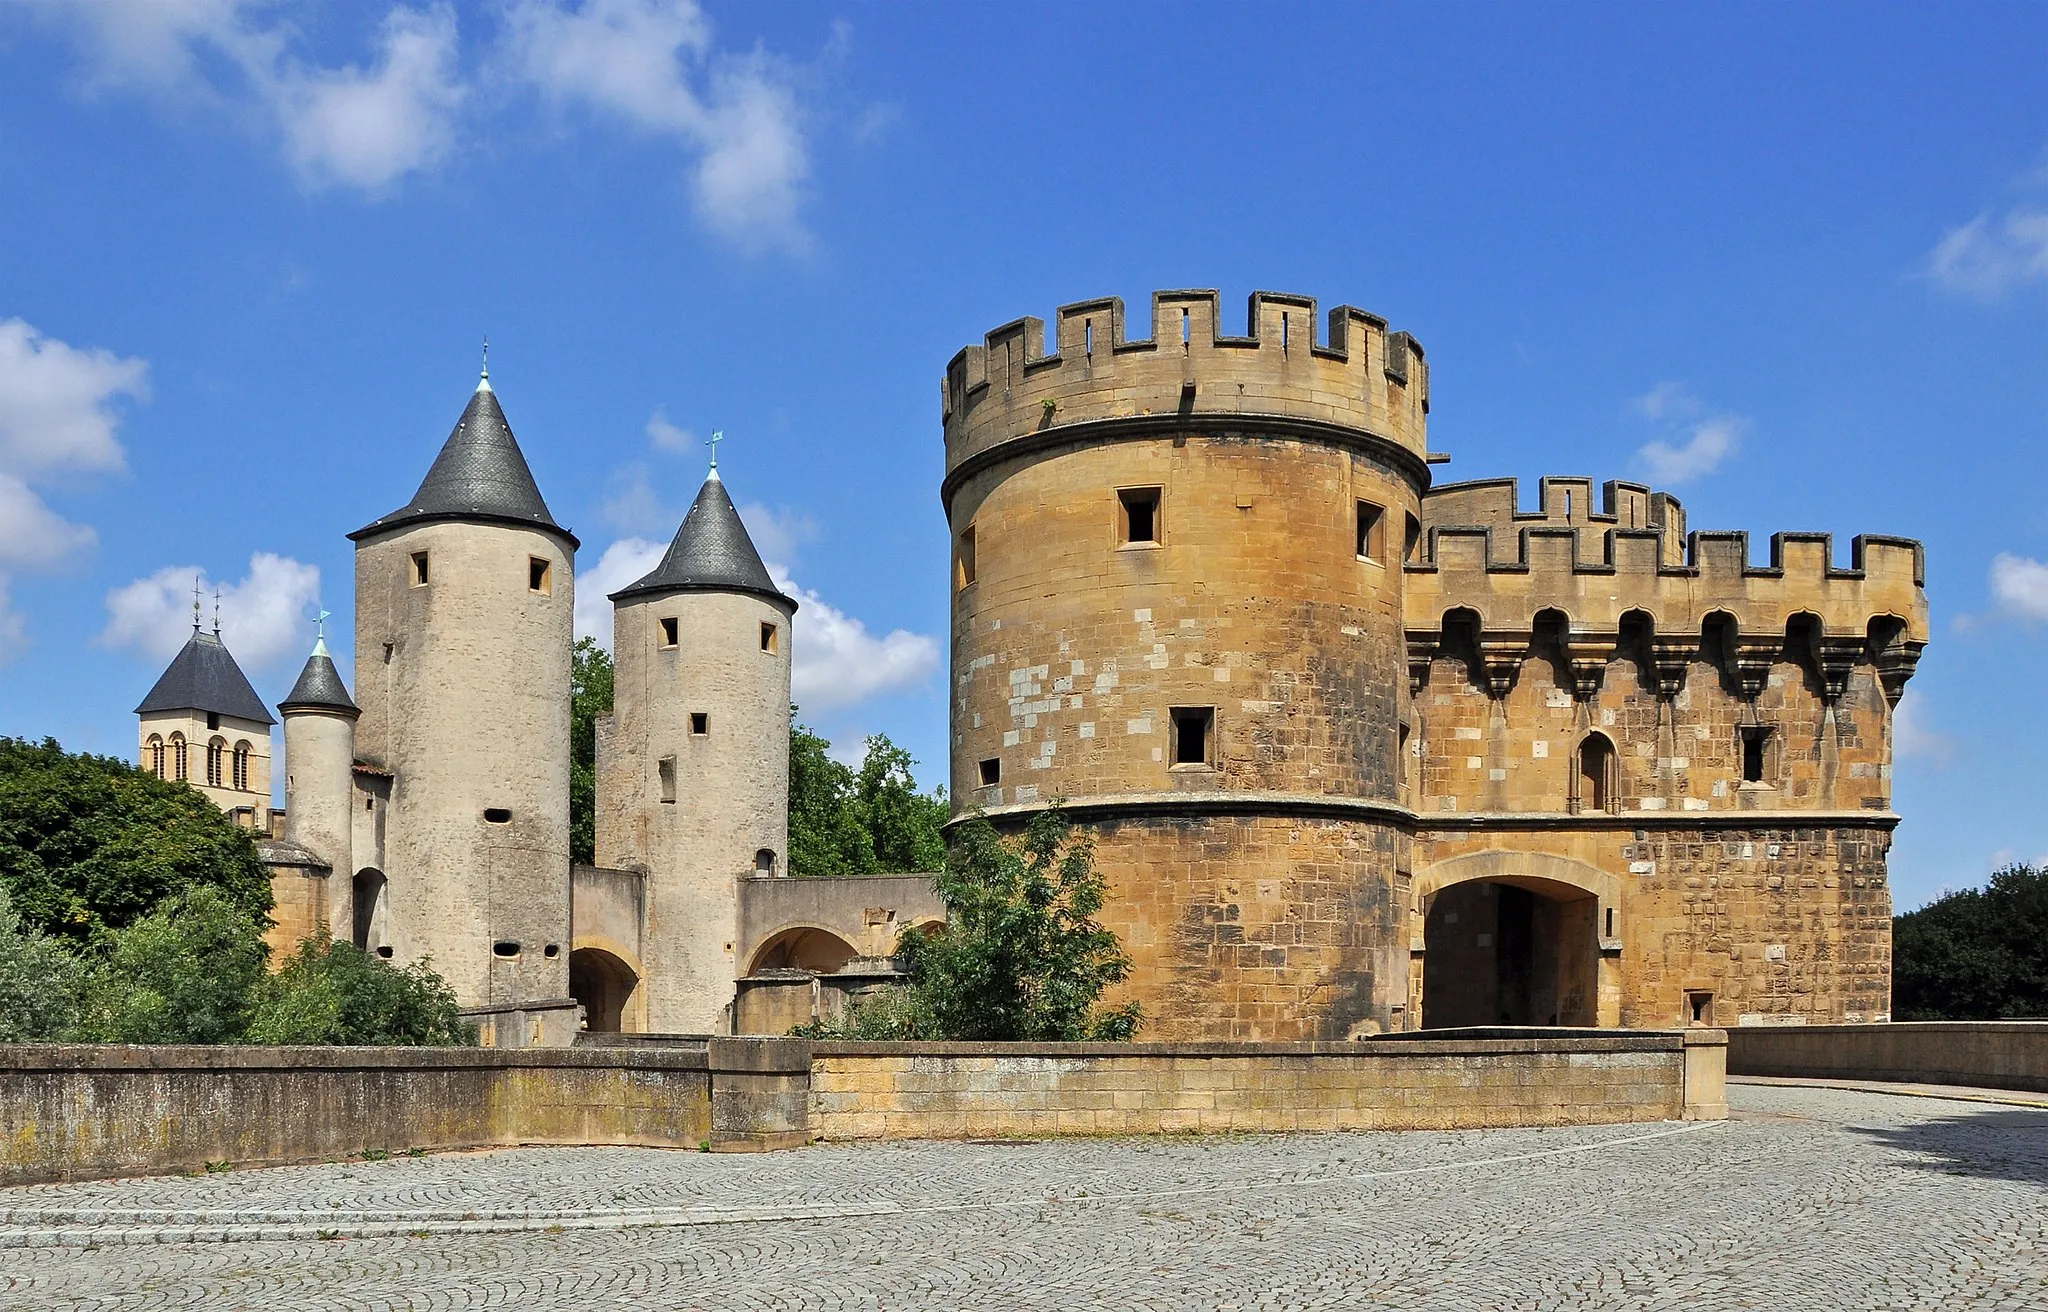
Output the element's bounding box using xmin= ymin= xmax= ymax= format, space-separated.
xmin=1404 ymin=513 xmax=1423 ymax=563
xmin=1119 ymin=487 xmax=1161 ymax=545
xmin=978 ymin=757 xmax=1001 ymax=787
xmin=410 ymin=552 xmax=429 ymax=587
xmin=956 ymin=525 xmax=978 ymax=588
xmin=1170 ymin=706 xmax=1215 ymax=768
xmin=1685 ymin=990 xmax=1715 ymax=1026
xmin=658 ymin=756 xmax=676 ymax=803
xmin=659 ymin=617 xmax=679 ymax=648
xmin=1740 ymin=726 xmax=1771 ymax=784
xmin=528 ymin=557 xmax=551 ymax=594
xmin=760 ymin=621 xmax=778 ymax=653
xmin=1356 ymin=500 xmax=1385 ymax=561
xmin=690 ymin=712 xmax=709 ymax=736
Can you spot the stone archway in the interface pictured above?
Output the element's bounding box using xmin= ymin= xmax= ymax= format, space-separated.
xmin=746 ymin=926 xmax=858 ymax=975
xmin=351 ymin=869 xmax=388 ymax=956
xmin=1413 ymin=852 xmax=1622 ymax=1029
xmin=569 ymin=947 xmax=640 ymax=1033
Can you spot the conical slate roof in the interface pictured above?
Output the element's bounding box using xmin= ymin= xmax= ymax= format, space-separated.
xmin=135 ymin=629 xmax=276 ymax=725
xmin=349 ymin=374 xmax=578 ymax=547
xmin=610 ymin=471 xmax=795 ymax=609
xmin=279 ymin=640 xmax=358 ymax=716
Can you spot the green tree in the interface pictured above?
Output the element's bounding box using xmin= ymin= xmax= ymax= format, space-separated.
xmin=246 ymin=936 xmax=472 ymax=1045
xmin=0 ymin=880 xmax=86 ymax=1041
xmin=0 ymin=737 xmax=270 ymax=947
xmin=570 ymin=637 xmax=615 ymax=866
xmin=800 ymin=808 xmax=1141 ymax=1041
xmin=1893 ymin=864 xmax=2048 ymax=1020
xmin=79 ymin=885 xmax=271 ymax=1044
xmin=788 ymin=716 xmax=947 ymax=877
xmin=853 ymin=736 xmax=949 ymax=874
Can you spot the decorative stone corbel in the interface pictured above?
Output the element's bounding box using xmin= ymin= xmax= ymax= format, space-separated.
xmin=1475 ymin=632 xmax=1527 ymax=700
xmin=1812 ymin=635 xmax=1864 ymax=704
xmin=1873 ymin=639 xmax=1924 ymax=708
xmin=1405 ymin=631 xmax=1438 ymax=698
xmin=1648 ymin=636 xmax=1694 ymax=702
xmin=1727 ymin=637 xmax=1777 ymax=702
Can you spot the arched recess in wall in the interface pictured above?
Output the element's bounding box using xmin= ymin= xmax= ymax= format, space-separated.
xmin=747 ymin=926 xmax=858 ymax=975
xmin=1412 ymin=851 xmax=1622 ymax=1030
xmin=352 ymin=869 xmax=389 ymax=956
xmin=146 ymin=736 xmax=164 ymax=778
xmin=569 ymin=947 xmax=640 ymax=1034
xmin=1572 ymin=732 xmax=1616 ymax=814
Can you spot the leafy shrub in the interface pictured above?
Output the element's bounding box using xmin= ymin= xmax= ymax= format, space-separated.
xmin=78 ymin=885 xmax=270 ymax=1044
xmin=246 ymin=936 xmax=472 ymax=1045
xmin=1894 ymin=865 xmax=2048 ymax=1020
xmin=0 ymin=880 xmax=85 ymax=1041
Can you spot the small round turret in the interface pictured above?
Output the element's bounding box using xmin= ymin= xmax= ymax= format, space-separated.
xmin=279 ymin=630 xmax=358 ymax=944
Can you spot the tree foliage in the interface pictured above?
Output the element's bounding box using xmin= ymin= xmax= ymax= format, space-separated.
xmin=0 ymin=880 xmax=85 ymax=1042
xmin=799 ymin=808 xmax=1141 ymax=1041
xmin=245 ymin=937 xmax=470 ymax=1045
xmin=1893 ymin=864 xmax=2048 ymax=1020
xmin=570 ymin=637 xmax=614 ymax=866
xmin=78 ymin=885 xmax=271 ymax=1044
xmin=0 ymin=736 xmax=270 ymax=947
xmin=788 ymin=715 xmax=947 ymax=876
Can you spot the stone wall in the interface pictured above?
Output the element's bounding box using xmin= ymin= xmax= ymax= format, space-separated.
xmin=810 ymin=1030 xmax=1726 ymax=1140
xmin=0 ymin=1045 xmax=714 ymax=1186
xmin=1726 ymin=1021 xmax=2048 ymax=1093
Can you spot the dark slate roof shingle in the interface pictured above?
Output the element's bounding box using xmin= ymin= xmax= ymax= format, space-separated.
xmin=610 ymin=472 xmax=796 ymax=609
xmin=279 ymin=644 xmax=358 ymax=715
xmin=135 ymin=630 xmax=276 ymax=725
xmin=349 ymin=378 xmax=578 ymax=547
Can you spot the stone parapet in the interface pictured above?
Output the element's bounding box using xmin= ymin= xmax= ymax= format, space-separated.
xmin=1726 ymin=1021 xmax=2048 ymax=1094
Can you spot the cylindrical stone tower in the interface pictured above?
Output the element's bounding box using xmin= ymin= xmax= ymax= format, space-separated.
xmin=347 ymin=368 xmax=577 ymax=1008
xmin=942 ymin=290 xmax=1433 ymax=1040
xmin=598 ymin=466 xmax=795 ymax=1033
xmin=279 ymin=632 xmax=359 ymax=941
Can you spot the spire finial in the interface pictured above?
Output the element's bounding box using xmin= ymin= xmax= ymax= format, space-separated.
xmin=478 ymin=336 xmax=493 ymax=393
xmin=707 ymin=429 xmax=725 ymax=479
xmin=312 ymin=608 xmax=332 ymax=659
xmin=191 ymin=575 xmax=202 ymax=632
xmin=212 ymin=589 xmax=222 ymax=636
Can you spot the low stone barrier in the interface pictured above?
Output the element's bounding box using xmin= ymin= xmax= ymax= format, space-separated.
xmin=1 ymin=1029 xmax=1726 ymax=1184
xmin=1727 ymin=1021 xmax=2048 ymax=1093
xmin=0 ymin=1041 xmax=802 ymax=1186
xmin=809 ymin=1029 xmax=1726 ymax=1140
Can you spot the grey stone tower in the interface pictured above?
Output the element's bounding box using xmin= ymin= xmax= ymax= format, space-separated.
xmin=346 ymin=367 xmax=578 ymax=1009
xmin=597 ymin=466 xmax=794 ymax=1033
xmin=278 ymin=632 xmax=359 ymax=943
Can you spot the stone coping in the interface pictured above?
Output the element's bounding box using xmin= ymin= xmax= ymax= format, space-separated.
xmin=810 ymin=1030 xmax=1710 ymax=1059
xmin=0 ymin=1044 xmax=710 ymax=1072
xmin=1739 ymin=1021 xmax=2048 ymax=1034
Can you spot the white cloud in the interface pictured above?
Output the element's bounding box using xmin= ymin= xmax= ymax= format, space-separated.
xmin=573 ymin=536 xmax=666 ymax=646
xmin=273 ymin=5 xmax=464 ymax=191
xmin=100 ymin=552 xmax=321 ymax=670
xmin=601 ymin=463 xmax=679 ymax=537
xmin=1891 ymin=690 xmax=1953 ymax=764
xmin=503 ymin=0 xmax=812 ymax=252
xmin=737 ymin=501 xmax=818 ymax=564
xmin=0 ymin=315 xmax=147 ymax=659
xmin=1926 ymin=208 xmax=2048 ymax=300
xmin=645 ymin=408 xmax=695 ymax=453
xmin=1989 ymin=552 xmax=2048 ymax=621
xmin=771 ymin=564 xmax=938 ymax=713
xmin=1629 ymin=384 xmax=1743 ymax=486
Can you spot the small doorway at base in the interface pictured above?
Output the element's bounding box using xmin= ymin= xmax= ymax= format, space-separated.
xmin=1421 ymin=879 xmax=1599 ymax=1028
xmin=569 ymin=947 xmax=640 ymax=1033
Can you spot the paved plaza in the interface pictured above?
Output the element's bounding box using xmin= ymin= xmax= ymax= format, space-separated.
xmin=0 ymin=1084 xmax=2041 ymax=1311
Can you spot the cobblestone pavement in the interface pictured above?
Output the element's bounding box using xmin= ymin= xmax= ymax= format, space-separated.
xmin=0 ymin=1084 xmax=2042 ymax=1311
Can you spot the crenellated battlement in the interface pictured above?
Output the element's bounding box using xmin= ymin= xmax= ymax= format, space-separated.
xmin=1405 ymin=475 xmax=1929 ymax=702
xmin=941 ymin=290 xmax=1430 ymax=481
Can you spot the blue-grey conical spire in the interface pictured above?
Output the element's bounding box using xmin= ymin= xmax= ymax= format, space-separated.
xmin=135 ymin=629 xmax=276 ymax=725
xmin=350 ymin=371 xmax=578 ymax=547
xmin=280 ymin=634 xmax=359 ymax=717
xmin=609 ymin=472 xmax=795 ymax=610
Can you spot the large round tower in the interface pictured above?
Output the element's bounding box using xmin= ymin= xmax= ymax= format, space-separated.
xmin=347 ymin=367 xmax=577 ymax=1009
xmin=278 ymin=629 xmax=359 ymax=943
xmin=597 ymin=464 xmax=795 ymax=1033
xmin=942 ymin=291 xmax=1433 ymax=1040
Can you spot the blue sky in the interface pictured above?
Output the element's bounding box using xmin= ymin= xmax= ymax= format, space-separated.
xmin=1 ymin=2 xmax=2045 ymax=908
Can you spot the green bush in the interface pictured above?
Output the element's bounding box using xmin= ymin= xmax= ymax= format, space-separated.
xmin=0 ymin=880 xmax=85 ymax=1042
xmin=0 ymin=736 xmax=270 ymax=947
xmin=78 ymin=885 xmax=270 ymax=1044
xmin=1893 ymin=864 xmax=2048 ymax=1020
xmin=789 ymin=720 xmax=947 ymax=877
xmin=245 ymin=937 xmax=472 ymax=1045
xmin=798 ymin=808 xmax=1140 ymax=1041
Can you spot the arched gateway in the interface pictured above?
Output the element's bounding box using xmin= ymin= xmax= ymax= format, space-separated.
xmin=1413 ymin=852 xmax=1621 ymax=1029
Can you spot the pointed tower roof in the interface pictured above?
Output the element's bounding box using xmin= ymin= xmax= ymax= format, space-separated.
xmin=349 ymin=369 xmax=579 ymax=548
xmin=279 ymin=637 xmax=359 ymax=717
xmin=135 ymin=629 xmax=276 ymax=725
xmin=609 ymin=471 xmax=796 ymax=610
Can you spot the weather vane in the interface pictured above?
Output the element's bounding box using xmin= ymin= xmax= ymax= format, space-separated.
xmin=481 ymin=335 xmax=489 ymax=381
xmin=315 ymin=608 xmax=331 ymax=641
xmin=212 ymin=589 xmax=222 ymax=636
xmin=707 ymin=430 xmax=725 ymax=471
xmin=191 ymin=576 xmax=202 ymax=632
